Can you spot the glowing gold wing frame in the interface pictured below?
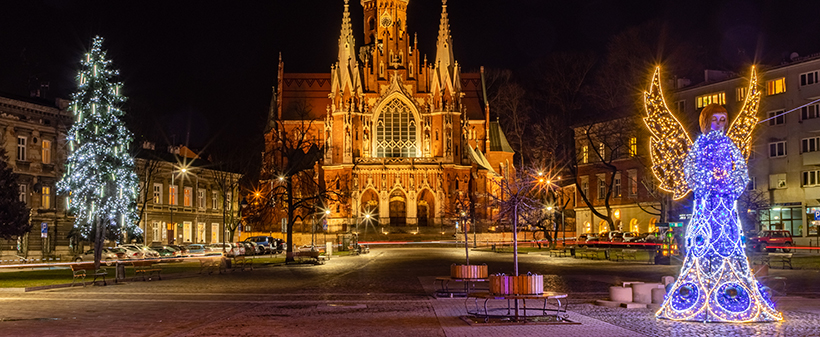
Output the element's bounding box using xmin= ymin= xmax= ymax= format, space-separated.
xmin=643 ymin=67 xmax=760 ymax=200
xmin=643 ymin=67 xmax=693 ymax=200
xmin=725 ymin=66 xmax=760 ymax=160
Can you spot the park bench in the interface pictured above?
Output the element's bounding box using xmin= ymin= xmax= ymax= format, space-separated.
xmin=764 ymin=253 xmax=793 ymax=269
xmin=289 ymin=250 xmax=326 ymax=264
xmin=466 ymin=291 xmax=569 ymax=322
xmin=549 ymin=248 xmax=569 ymax=257
xmin=199 ymin=257 xmax=224 ymax=274
xmin=231 ymin=256 xmax=253 ymax=271
xmin=434 ymin=277 xmax=489 ymax=298
xmin=131 ymin=260 xmax=162 ymax=281
xmin=612 ymin=249 xmax=638 ymax=262
xmin=71 ymin=263 xmax=107 ymax=287
xmin=578 ymin=248 xmax=606 ymax=260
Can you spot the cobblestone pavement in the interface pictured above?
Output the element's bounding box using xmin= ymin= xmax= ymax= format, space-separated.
xmin=1 ymin=248 xmax=819 ymax=336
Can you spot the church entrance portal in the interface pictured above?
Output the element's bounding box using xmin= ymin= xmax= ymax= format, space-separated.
xmin=389 ymin=190 xmax=406 ymax=226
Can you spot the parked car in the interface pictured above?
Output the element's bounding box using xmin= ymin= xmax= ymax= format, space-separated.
xmin=186 ymin=244 xmax=209 ymax=256
xmin=584 ymin=233 xmax=601 ymax=247
xmin=117 ymin=245 xmax=146 ymax=259
xmin=207 ymin=243 xmax=244 ymax=256
xmin=608 ymin=231 xmax=624 ymax=243
xmin=273 ymin=239 xmax=287 ymax=253
xmin=73 ymin=248 xmax=119 ymax=265
xmin=749 ymin=230 xmax=794 ymax=252
xmin=240 ymin=242 xmax=260 ymax=255
xmin=121 ymin=244 xmax=160 ymax=259
xmin=149 ymin=245 xmax=183 ymax=257
xmin=245 ymin=236 xmax=278 ymax=254
xmin=577 ymin=234 xmax=588 ymax=244
xmin=622 ymin=232 xmax=640 ymax=243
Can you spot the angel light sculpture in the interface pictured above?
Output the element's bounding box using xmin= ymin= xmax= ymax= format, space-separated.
xmin=644 ymin=67 xmax=782 ymax=322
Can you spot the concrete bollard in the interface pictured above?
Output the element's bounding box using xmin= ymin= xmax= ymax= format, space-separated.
xmin=610 ymin=286 xmax=633 ymax=303
xmin=632 ymin=283 xmax=664 ymax=304
xmin=661 ymin=276 xmax=675 ymax=286
xmin=651 ymin=287 xmax=666 ymax=304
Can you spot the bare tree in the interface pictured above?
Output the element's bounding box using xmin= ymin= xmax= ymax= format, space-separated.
xmin=134 ymin=155 xmax=162 ymax=243
xmin=573 ymin=117 xmax=638 ymax=231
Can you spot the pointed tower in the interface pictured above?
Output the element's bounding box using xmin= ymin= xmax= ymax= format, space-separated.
xmin=330 ymin=0 xmax=362 ymax=110
xmin=430 ymin=0 xmax=461 ymax=112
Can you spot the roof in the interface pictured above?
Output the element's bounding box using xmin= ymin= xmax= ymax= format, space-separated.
xmin=488 ymin=121 xmax=514 ymax=153
xmin=466 ymin=145 xmax=495 ymax=173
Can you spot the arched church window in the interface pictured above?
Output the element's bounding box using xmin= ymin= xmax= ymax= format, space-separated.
xmin=376 ymin=98 xmax=418 ymax=157
xmin=409 ymin=62 xmax=414 ymax=78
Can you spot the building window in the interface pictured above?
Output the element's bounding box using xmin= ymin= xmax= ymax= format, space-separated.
xmin=770 ymin=173 xmax=787 ymax=189
xmin=803 ymin=171 xmax=820 ymax=187
xmin=748 ymin=177 xmax=756 ymax=191
xmin=629 ymin=169 xmax=638 ymax=196
xmin=152 ymin=222 xmax=161 ymax=242
xmin=198 ymin=190 xmax=205 ymax=208
xmin=736 ymin=87 xmax=747 ymax=102
xmin=580 ymin=176 xmax=589 ymax=198
xmin=169 ymin=185 xmax=178 ymax=205
xmin=183 ymin=222 xmax=192 ymax=242
xmin=17 ymin=136 xmax=26 ymax=161
xmin=696 ymin=92 xmax=725 ymax=108
xmin=803 ymin=137 xmax=820 ymax=153
xmin=582 ymin=145 xmax=588 ymax=164
xmin=614 ymin=173 xmax=622 ymax=198
xmin=41 ymin=186 xmax=51 ymax=209
xmin=41 ymin=140 xmax=51 ymax=164
xmin=768 ymin=110 xmax=785 ymax=126
xmin=226 ymin=192 xmax=232 ymax=210
xmin=153 ymin=183 xmax=162 ymax=204
xmin=769 ymin=141 xmax=787 ymax=158
xmin=211 ymin=223 xmax=219 ymax=243
xmin=599 ymin=143 xmax=605 ymax=160
xmin=18 ymin=184 xmax=26 ymax=204
xmin=212 ymin=191 xmax=218 ymax=209
xmin=197 ymin=223 xmax=206 ymax=243
xmin=801 ymin=71 xmax=819 ymax=87
xmin=598 ymin=175 xmax=606 ymax=200
xmin=675 ymin=100 xmax=685 ymax=113
xmin=628 ymin=137 xmax=637 ymax=156
xmin=801 ymin=103 xmax=820 ymax=121
xmin=767 ymin=77 xmax=786 ymax=95
xmin=184 ymin=187 xmax=192 ymax=207
xmin=375 ymin=98 xmax=418 ymax=157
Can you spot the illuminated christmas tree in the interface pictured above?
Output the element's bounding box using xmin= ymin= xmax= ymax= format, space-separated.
xmin=57 ymin=36 xmax=139 ymax=262
xmin=644 ymin=67 xmax=781 ymax=322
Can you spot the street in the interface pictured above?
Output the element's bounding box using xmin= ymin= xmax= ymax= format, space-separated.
xmin=1 ymin=247 xmax=820 ymax=336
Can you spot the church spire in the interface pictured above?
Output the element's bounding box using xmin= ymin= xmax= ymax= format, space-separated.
xmin=331 ymin=0 xmax=362 ymax=103
xmin=431 ymin=0 xmax=460 ymax=108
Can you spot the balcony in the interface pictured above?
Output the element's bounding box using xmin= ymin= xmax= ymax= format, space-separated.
xmin=803 ymin=151 xmax=820 ymax=166
xmin=806 ymin=186 xmax=820 ymax=199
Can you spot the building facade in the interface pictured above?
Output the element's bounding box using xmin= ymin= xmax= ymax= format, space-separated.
xmin=0 ymin=94 xmax=73 ymax=259
xmin=263 ymin=0 xmax=514 ymax=233
xmin=571 ymin=115 xmax=664 ymax=237
xmin=135 ymin=144 xmax=242 ymax=246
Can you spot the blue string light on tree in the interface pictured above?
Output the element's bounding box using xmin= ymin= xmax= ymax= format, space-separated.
xmin=644 ymin=67 xmax=781 ymax=322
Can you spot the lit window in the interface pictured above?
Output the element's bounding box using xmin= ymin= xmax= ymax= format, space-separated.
xmin=748 ymin=177 xmax=756 ymax=191
xmin=695 ymin=92 xmax=726 ymax=108
xmin=184 ymin=187 xmax=192 ymax=207
xmin=211 ymin=223 xmax=219 ymax=243
xmin=198 ymin=190 xmax=205 ymax=208
xmin=41 ymin=140 xmax=51 ymax=164
xmin=736 ymin=87 xmax=747 ymax=102
xmin=41 ymin=186 xmax=51 ymax=209
xmin=375 ymin=98 xmax=418 ymax=157
xmin=767 ymin=77 xmax=786 ymax=95
xmin=614 ymin=173 xmax=621 ymax=198
xmin=582 ymin=145 xmax=588 ymax=164
xmin=212 ymin=191 xmax=218 ymax=209
xmin=629 ymin=137 xmax=637 ymax=156
xmin=599 ymin=143 xmax=605 ymax=159
xmin=169 ymin=186 xmax=178 ymax=205
xmin=197 ymin=223 xmax=206 ymax=243
xmin=152 ymin=222 xmax=161 ymax=242
xmin=598 ymin=176 xmax=606 ymax=200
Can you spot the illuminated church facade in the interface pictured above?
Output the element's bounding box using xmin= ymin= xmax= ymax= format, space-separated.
xmin=263 ymin=0 xmax=514 ymax=232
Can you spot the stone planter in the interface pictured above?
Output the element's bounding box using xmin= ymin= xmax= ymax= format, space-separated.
xmin=489 ymin=274 xmax=544 ymax=295
xmin=450 ymin=264 xmax=488 ymax=279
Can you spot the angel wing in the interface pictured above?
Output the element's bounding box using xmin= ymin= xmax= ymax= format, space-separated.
xmin=643 ymin=67 xmax=693 ymax=200
xmin=725 ymin=67 xmax=760 ymax=161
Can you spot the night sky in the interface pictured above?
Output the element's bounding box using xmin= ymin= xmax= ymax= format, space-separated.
xmin=1 ymin=0 xmax=819 ymax=154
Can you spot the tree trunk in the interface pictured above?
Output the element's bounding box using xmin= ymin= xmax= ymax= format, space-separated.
xmin=285 ymin=179 xmax=295 ymax=262
xmin=93 ymin=216 xmax=105 ymax=270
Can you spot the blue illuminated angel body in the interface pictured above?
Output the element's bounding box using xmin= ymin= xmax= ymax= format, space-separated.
xmin=655 ymin=131 xmax=780 ymax=322
xmin=645 ymin=67 xmax=781 ymax=322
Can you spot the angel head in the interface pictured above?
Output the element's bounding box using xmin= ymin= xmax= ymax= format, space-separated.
xmin=699 ymin=104 xmax=728 ymax=134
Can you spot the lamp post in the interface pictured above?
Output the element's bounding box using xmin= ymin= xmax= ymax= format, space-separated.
xmin=169 ymin=167 xmax=187 ymax=244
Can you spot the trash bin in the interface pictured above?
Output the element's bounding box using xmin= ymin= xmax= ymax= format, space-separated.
xmin=223 ymin=257 xmax=232 ymax=269
xmin=604 ymin=249 xmax=610 ymax=260
xmin=116 ymin=262 xmax=125 ymax=283
xmin=569 ymin=246 xmax=576 ymax=257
